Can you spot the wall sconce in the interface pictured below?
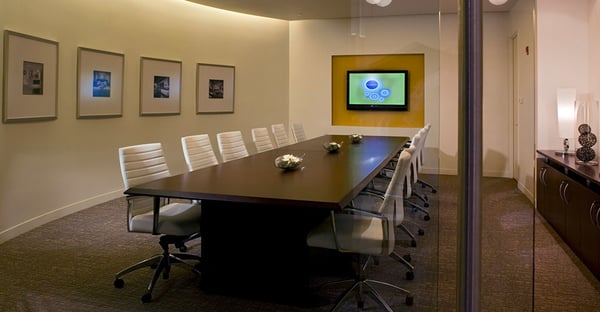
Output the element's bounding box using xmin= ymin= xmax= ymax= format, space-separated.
xmin=489 ymin=0 xmax=508 ymax=5
xmin=366 ymin=0 xmax=392 ymax=7
xmin=556 ymin=88 xmax=577 ymax=156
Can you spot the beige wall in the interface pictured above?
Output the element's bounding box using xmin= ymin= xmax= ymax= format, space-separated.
xmin=0 ymin=0 xmax=290 ymax=242
xmin=0 ymin=0 xmax=542 ymax=242
xmin=289 ymin=13 xmax=523 ymax=180
xmin=536 ymin=0 xmax=590 ymax=150
xmin=288 ymin=16 xmax=441 ymax=173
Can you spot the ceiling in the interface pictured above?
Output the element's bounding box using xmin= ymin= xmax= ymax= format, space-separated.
xmin=185 ymin=0 xmax=517 ymax=20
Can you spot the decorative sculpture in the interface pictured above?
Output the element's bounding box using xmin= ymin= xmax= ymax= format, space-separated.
xmin=576 ymin=123 xmax=598 ymax=165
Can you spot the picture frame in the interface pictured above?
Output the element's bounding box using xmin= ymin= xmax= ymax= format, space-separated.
xmin=196 ymin=63 xmax=235 ymax=114
xmin=2 ymin=30 xmax=58 ymax=123
xmin=77 ymin=47 xmax=124 ymax=118
xmin=140 ymin=57 xmax=181 ymax=116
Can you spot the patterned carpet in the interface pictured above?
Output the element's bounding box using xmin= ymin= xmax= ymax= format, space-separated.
xmin=0 ymin=175 xmax=598 ymax=311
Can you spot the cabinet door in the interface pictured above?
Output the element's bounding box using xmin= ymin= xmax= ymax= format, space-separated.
xmin=544 ymin=164 xmax=567 ymax=237
xmin=536 ymin=159 xmax=549 ymax=217
xmin=580 ymin=198 xmax=600 ymax=279
xmin=561 ymin=177 xmax=587 ymax=257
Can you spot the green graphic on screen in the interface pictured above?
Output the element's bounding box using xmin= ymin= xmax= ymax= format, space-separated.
xmin=348 ymin=72 xmax=406 ymax=106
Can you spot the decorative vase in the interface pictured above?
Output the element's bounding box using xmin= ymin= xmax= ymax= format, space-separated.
xmin=575 ymin=123 xmax=598 ymax=165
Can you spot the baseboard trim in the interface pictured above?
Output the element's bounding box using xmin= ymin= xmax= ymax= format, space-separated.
xmin=0 ymin=190 xmax=123 ymax=244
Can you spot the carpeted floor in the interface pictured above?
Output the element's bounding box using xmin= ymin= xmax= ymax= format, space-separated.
xmin=0 ymin=175 xmax=598 ymax=311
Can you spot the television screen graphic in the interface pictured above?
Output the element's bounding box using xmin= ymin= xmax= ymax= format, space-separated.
xmin=347 ymin=70 xmax=408 ymax=111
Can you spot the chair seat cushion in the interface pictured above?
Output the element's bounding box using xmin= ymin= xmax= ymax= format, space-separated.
xmin=306 ymin=213 xmax=393 ymax=256
xmin=130 ymin=203 xmax=201 ymax=236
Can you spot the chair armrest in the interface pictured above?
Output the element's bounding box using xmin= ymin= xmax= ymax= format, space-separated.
xmin=326 ymin=209 xmax=390 ymax=253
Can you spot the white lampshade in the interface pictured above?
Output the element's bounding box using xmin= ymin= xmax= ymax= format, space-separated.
xmin=557 ymin=88 xmax=577 ymax=139
xmin=377 ymin=0 xmax=392 ymax=7
xmin=489 ymin=0 xmax=508 ymax=5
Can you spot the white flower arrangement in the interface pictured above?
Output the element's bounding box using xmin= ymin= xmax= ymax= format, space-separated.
xmin=350 ymin=134 xmax=363 ymax=143
xmin=323 ymin=141 xmax=342 ymax=152
xmin=275 ymin=154 xmax=303 ymax=170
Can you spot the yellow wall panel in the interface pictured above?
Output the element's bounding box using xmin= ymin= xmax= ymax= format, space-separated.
xmin=332 ymin=54 xmax=424 ymax=128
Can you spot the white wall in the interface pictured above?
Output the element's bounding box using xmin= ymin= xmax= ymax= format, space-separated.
xmin=0 ymin=0 xmax=540 ymax=242
xmin=289 ymin=16 xmax=442 ymax=174
xmin=0 ymin=0 xmax=290 ymax=242
xmin=536 ymin=0 xmax=590 ymax=151
xmin=289 ymin=13 xmax=517 ymax=178
xmin=590 ymin=1 xmax=600 ymax=115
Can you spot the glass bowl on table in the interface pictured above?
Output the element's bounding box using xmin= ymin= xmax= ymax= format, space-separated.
xmin=274 ymin=154 xmax=304 ymax=170
xmin=349 ymin=134 xmax=363 ymax=144
xmin=323 ymin=141 xmax=343 ymax=153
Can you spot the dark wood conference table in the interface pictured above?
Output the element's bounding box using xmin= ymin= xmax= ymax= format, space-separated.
xmin=125 ymin=134 xmax=408 ymax=303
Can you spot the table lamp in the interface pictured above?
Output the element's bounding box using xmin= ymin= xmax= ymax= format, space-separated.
xmin=556 ymin=88 xmax=576 ymax=156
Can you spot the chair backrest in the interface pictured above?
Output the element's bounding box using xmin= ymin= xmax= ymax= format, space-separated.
xmin=118 ymin=143 xmax=170 ymax=228
xmin=418 ymin=124 xmax=431 ymax=170
xmin=271 ymin=123 xmax=290 ymax=147
xmin=251 ymin=127 xmax=274 ymax=153
xmin=181 ymin=134 xmax=219 ymax=171
xmin=409 ymin=132 xmax=423 ymax=185
xmin=404 ymin=144 xmax=417 ymax=198
xmin=118 ymin=143 xmax=171 ymax=189
xmin=216 ymin=131 xmax=249 ymax=162
xmin=380 ymin=150 xmax=411 ymax=227
xmin=291 ymin=123 xmax=307 ymax=143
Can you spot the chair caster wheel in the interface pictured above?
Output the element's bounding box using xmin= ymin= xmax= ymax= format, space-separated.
xmin=141 ymin=293 xmax=152 ymax=303
xmin=432 ymin=189 xmax=437 ymax=194
xmin=113 ymin=278 xmax=124 ymax=289
xmin=424 ymin=215 xmax=430 ymax=221
xmin=418 ymin=228 xmax=425 ymax=236
xmin=424 ymin=202 xmax=430 ymax=207
xmin=405 ymin=295 xmax=414 ymax=305
xmin=410 ymin=240 xmax=417 ymax=247
xmin=406 ymin=271 xmax=415 ymax=280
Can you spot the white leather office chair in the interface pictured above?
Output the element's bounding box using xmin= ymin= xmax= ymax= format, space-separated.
xmin=406 ymin=130 xmax=430 ymax=209
xmin=416 ymin=124 xmax=438 ymax=193
xmin=291 ymin=123 xmax=307 ymax=143
xmin=216 ymin=131 xmax=249 ymax=162
xmin=271 ymin=123 xmax=290 ymax=147
xmin=114 ymin=143 xmax=202 ymax=303
xmin=352 ymin=149 xmax=417 ymax=278
xmin=181 ymin=134 xmax=219 ymax=171
xmin=251 ymin=127 xmax=275 ymax=153
xmin=307 ymin=151 xmax=414 ymax=311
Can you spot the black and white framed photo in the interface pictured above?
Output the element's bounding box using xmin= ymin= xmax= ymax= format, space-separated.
xmin=140 ymin=57 xmax=181 ymax=116
xmin=3 ymin=30 xmax=58 ymax=123
xmin=77 ymin=47 xmax=124 ymax=118
xmin=196 ymin=63 xmax=235 ymax=113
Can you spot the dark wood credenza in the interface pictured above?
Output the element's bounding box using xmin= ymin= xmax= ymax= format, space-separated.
xmin=536 ymin=150 xmax=600 ymax=280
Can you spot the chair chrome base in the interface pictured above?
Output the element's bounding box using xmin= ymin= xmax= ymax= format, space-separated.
xmin=113 ymin=235 xmax=201 ymax=303
xmin=316 ymin=256 xmax=413 ymax=312
xmin=328 ymin=278 xmax=413 ymax=312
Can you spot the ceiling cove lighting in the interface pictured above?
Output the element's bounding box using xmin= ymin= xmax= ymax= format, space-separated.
xmin=366 ymin=0 xmax=393 ymax=8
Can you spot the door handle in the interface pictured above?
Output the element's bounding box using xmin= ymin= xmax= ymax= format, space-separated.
xmin=559 ymin=181 xmax=569 ymax=204
xmin=589 ymin=201 xmax=599 ymax=226
xmin=539 ymin=167 xmax=548 ymax=186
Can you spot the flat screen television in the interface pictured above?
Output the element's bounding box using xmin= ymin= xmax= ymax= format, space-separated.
xmin=346 ymin=70 xmax=409 ymax=111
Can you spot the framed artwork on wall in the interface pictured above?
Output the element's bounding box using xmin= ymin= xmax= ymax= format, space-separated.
xmin=2 ymin=30 xmax=58 ymax=123
xmin=140 ymin=57 xmax=181 ymax=116
xmin=196 ymin=63 xmax=235 ymax=114
xmin=77 ymin=47 xmax=124 ymax=118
